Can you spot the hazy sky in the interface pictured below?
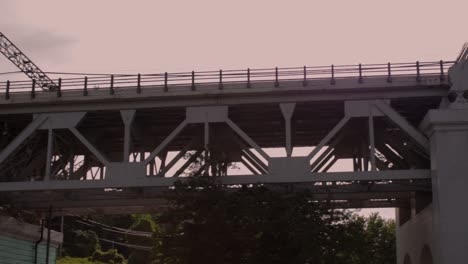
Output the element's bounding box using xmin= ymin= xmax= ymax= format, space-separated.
xmin=1 ymin=1 xmax=466 ymax=219
xmin=1 ymin=0 xmax=467 ymax=77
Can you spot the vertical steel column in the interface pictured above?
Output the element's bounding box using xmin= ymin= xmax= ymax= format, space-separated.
xmin=440 ymin=60 xmax=445 ymax=81
xmin=57 ymin=78 xmax=61 ymax=97
xmin=204 ymin=121 xmax=210 ymax=175
xmin=191 ymin=71 xmax=196 ymax=91
xmin=387 ymin=63 xmax=392 ymax=83
xmin=83 ymin=76 xmax=88 ymax=96
xmin=219 ymin=70 xmax=223 ymax=90
xmin=45 ymin=128 xmax=53 ymax=181
xmin=274 ymin=67 xmax=279 ymax=87
xmin=34 ymin=220 xmax=44 ymax=264
xmin=110 ymin=75 xmax=114 ymax=95
xmin=121 ymin=110 xmax=136 ymax=163
xmin=137 ymin=73 xmax=141 ymax=93
xmin=280 ymin=103 xmax=296 ymax=157
xmin=5 ymin=80 xmax=10 ymax=100
xmin=416 ymin=61 xmax=421 ymax=82
xmin=45 ymin=205 xmax=52 ymax=264
xmin=31 ymin=79 xmax=36 ymax=99
xmin=68 ymin=150 xmax=74 ymax=179
xmin=330 ymin=65 xmax=335 ymax=85
xmin=302 ymin=66 xmax=308 ymax=87
xmin=59 ymin=212 xmax=64 ymax=257
xmin=368 ymin=106 xmax=376 ymax=171
xmin=358 ymin=64 xmax=363 ymax=83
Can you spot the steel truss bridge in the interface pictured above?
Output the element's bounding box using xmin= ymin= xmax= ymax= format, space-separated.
xmin=0 ymin=61 xmax=453 ymax=215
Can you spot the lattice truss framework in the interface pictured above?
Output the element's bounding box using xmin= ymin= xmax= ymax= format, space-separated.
xmin=0 ymin=99 xmax=434 ymax=213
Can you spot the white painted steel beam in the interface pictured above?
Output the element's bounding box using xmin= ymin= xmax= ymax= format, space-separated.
xmin=226 ymin=118 xmax=269 ymax=161
xmin=280 ymin=103 xmax=296 ymax=157
xmin=69 ymin=127 xmax=110 ymax=166
xmin=369 ymin=106 xmax=376 ymax=171
xmin=0 ymin=169 xmax=430 ymax=191
xmin=374 ymin=100 xmax=430 ymax=153
xmin=120 ymin=110 xmax=136 ymax=162
xmin=307 ymin=115 xmax=351 ymax=161
xmin=0 ymin=114 xmax=47 ymax=164
xmin=144 ymin=119 xmax=188 ymax=165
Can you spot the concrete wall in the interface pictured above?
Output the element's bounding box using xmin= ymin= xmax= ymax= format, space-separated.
xmin=396 ymin=205 xmax=434 ymax=264
xmin=0 ymin=216 xmax=62 ymax=264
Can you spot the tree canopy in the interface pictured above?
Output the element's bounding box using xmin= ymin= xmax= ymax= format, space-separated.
xmin=152 ymin=177 xmax=396 ymax=264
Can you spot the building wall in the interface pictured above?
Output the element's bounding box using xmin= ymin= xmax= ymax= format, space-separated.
xmin=396 ymin=204 xmax=434 ymax=264
xmin=0 ymin=235 xmax=57 ymax=264
xmin=0 ymin=216 xmax=62 ymax=264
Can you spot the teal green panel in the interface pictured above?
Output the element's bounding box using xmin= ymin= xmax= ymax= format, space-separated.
xmin=0 ymin=235 xmax=58 ymax=264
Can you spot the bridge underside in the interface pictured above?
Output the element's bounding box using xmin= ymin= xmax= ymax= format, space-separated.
xmin=0 ymin=73 xmax=447 ymax=215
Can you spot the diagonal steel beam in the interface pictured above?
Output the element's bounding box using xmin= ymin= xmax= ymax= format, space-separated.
xmin=242 ymin=152 xmax=267 ymax=175
xmin=69 ymin=127 xmax=109 ymax=166
xmin=242 ymin=149 xmax=268 ymax=174
xmin=307 ymin=115 xmax=351 ymax=161
xmin=313 ymin=150 xmax=336 ymax=173
xmin=241 ymin=159 xmax=260 ymax=175
xmin=144 ymin=119 xmax=188 ymax=165
xmin=322 ymin=156 xmax=338 ymax=173
xmin=158 ymin=140 xmax=194 ymax=177
xmin=226 ymin=118 xmax=269 ymax=161
xmin=173 ymin=150 xmax=202 ymax=177
xmin=0 ymin=115 xmax=48 ymax=164
xmin=374 ymin=100 xmax=429 ymax=153
xmin=310 ymin=132 xmax=345 ymax=170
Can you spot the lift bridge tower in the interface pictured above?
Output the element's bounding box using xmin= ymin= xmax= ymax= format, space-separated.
xmin=1 ymin=33 xmax=468 ymax=263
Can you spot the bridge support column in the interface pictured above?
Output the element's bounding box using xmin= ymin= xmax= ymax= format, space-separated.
xmin=422 ymin=108 xmax=468 ymax=264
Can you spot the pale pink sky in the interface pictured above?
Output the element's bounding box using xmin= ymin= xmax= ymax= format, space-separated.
xmin=1 ymin=0 xmax=467 ymax=76
xmin=1 ymin=0 xmax=466 ymax=219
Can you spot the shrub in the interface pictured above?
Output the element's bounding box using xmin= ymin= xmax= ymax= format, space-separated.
xmin=91 ymin=249 xmax=126 ymax=264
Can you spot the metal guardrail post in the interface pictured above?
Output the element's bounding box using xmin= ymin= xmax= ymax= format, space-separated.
xmin=358 ymin=64 xmax=363 ymax=83
xmin=416 ymin=61 xmax=421 ymax=82
xmin=330 ymin=65 xmax=335 ymax=85
xmin=83 ymin=76 xmax=88 ymax=96
xmin=440 ymin=60 xmax=445 ymax=81
xmin=191 ymin=71 xmax=195 ymax=91
xmin=387 ymin=63 xmax=392 ymax=83
xmin=5 ymin=80 xmax=9 ymax=100
xmin=164 ymin=72 xmax=168 ymax=92
xmin=110 ymin=75 xmax=114 ymax=95
xmin=57 ymin=78 xmax=62 ymax=97
xmin=247 ymin=68 xmax=251 ymax=88
xmin=137 ymin=73 xmax=141 ymax=94
xmin=219 ymin=70 xmax=223 ymax=90
xmin=275 ymin=67 xmax=279 ymax=87
xmin=31 ymin=79 xmax=36 ymax=99
xmin=303 ymin=66 xmax=308 ymax=87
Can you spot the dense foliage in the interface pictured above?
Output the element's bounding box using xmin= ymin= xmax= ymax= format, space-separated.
xmin=152 ymin=177 xmax=396 ymax=264
xmin=56 ymin=177 xmax=395 ymax=264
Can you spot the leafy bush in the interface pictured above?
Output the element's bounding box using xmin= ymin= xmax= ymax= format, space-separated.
xmin=91 ymin=249 xmax=126 ymax=264
xmin=57 ymin=256 xmax=105 ymax=264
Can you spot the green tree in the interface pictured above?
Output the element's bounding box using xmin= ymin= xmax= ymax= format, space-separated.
xmin=127 ymin=214 xmax=157 ymax=264
xmin=63 ymin=230 xmax=100 ymax=258
xmin=153 ymin=177 xmax=354 ymax=264
xmin=153 ymin=177 xmax=396 ymax=264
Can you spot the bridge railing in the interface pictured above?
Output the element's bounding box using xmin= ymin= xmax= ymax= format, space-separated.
xmin=0 ymin=61 xmax=455 ymax=97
